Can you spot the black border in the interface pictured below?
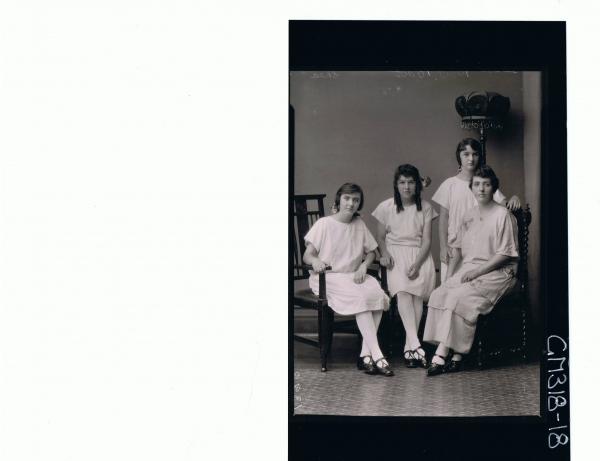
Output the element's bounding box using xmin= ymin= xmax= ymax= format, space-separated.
xmin=289 ymin=21 xmax=568 ymax=461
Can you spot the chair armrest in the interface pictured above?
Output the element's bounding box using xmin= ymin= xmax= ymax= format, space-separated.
xmin=366 ymin=264 xmax=380 ymax=279
xmin=297 ymin=263 xmax=332 ymax=272
xmin=369 ymin=261 xmax=389 ymax=294
xmin=294 ymin=264 xmax=332 ymax=305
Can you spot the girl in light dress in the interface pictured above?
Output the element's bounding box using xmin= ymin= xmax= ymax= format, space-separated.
xmin=432 ymin=138 xmax=520 ymax=283
xmin=424 ymin=165 xmax=519 ymax=376
xmin=303 ymin=183 xmax=394 ymax=376
xmin=372 ymin=164 xmax=437 ymax=369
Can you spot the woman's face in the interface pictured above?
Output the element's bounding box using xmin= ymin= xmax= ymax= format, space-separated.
xmin=396 ymin=175 xmax=417 ymax=201
xmin=459 ymin=145 xmax=480 ymax=171
xmin=471 ymin=176 xmax=494 ymax=204
xmin=338 ymin=192 xmax=362 ymax=216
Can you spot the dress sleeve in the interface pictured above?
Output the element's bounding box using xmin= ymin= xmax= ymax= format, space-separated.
xmin=431 ymin=178 xmax=450 ymax=209
xmin=493 ymin=188 xmax=507 ymax=204
xmin=362 ymin=221 xmax=379 ymax=254
xmin=304 ymin=218 xmax=325 ymax=252
xmin=371 ymin=200 xmax=388 ymax=225
xmin=423 ymin=201 xmax=439 ymax=223
xmin=495 ymin=211 xmax=519 ymax=257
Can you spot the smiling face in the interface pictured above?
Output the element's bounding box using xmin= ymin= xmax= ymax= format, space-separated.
xmin=471 ymin=176 xmax=494 ymax=204
xmin=338 ymin=192 xmax=362 ymax=216
xmin=459 ymin=145 xmax=480 ymax=172
xmin=396 ymin=175 xmax=417 ymax=201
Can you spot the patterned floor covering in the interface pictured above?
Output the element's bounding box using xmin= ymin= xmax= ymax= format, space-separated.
xmin=294 ymin=339 xmax=540 ymax=417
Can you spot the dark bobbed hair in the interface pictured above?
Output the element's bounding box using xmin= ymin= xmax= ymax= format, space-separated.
xmin=333 ymin=182 xmax=364 ymax=217
xmin=455 ymin=138 xmax=482 ymax=167
xmin=393 ymin=164 xmax=422 ymax=212
xmin=469 ymin=165 xmax=500 ymax=193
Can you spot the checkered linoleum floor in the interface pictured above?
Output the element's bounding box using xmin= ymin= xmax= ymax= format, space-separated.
xmin=294 ymin=340 xmax=540 ymax=417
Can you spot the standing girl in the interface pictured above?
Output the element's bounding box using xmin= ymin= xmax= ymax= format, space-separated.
xmin=303 ymin=183 xmax=394 ymax=376
xmin=372 ymin=164 xmax=437 ymax=368
xmin=432 ymin=138 xmax=520 ymax=282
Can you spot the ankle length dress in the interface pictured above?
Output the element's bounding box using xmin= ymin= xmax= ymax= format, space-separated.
xmin=371 ymin=198 xmax=437 ymax=300
xmin=423 ymin=204 xmax=518 ymax=354
xmin=304 ymin=215 xmax=389 ymax=315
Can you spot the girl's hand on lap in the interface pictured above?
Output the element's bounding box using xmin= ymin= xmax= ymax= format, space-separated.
xmin=353 ymin=265 xmax=367 ymax=284
xmin=312 ymin=259 xmax=327 ymax=273
xmin=380 ymin=255 xmax=394 ymax=269
xmin=406 ymin=264 xmax=419 ymax=280
xmin=460 ymin=269 xmax=480 ymax=283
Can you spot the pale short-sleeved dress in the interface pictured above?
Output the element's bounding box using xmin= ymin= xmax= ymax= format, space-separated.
xmin=304 ymin=216 xmax=389 ymax=315
xmin=372 ymin=198 xmax=438 ymax=300
xmin=432 ymin=175 xmax=506 ymax=281
xmin=423 ymin=204 xmax=518 ymax=354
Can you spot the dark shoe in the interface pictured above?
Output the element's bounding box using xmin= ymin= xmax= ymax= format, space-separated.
xmin=375 ymin=357 xmax=394 ymax=377
xmin=357 ymin=356 xmax=377 ymax=375
xmin=413 ymin=348 xmax=428 ymax=368
xmin=403 ymin=350 xmax=418 ymax=368
xmin=445 ymin=357 xmax=464 ymax=373
xmin=427 ymin=355 xmax=447 ymax=377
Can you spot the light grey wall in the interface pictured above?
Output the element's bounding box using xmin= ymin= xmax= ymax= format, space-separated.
xmin=292 ymin=71 xmax=527 ymax=261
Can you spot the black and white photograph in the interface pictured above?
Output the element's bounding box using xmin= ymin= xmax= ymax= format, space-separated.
xmin=292 ymin=69 xmax=541 ymax=417
xmin=290 ymin=20 xmax=569 ymax=461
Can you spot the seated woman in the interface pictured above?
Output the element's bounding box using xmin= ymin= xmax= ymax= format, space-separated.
xmin=423 ymin=165 xmax=519 ymax=376
xmin=303 ymin=183 xmax=394 ymax=376
xmin=372 ymin=164 xmax=437 ymax=369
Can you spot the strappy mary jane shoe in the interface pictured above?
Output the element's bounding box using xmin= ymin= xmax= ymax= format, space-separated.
xmin=403 ymin=350 xmax=418 ymax=368
xmin=375 ymin=357 xmax=394 ymax=377
xmin=426 ymin=354 xmax=447 ymax=377
xmin=357 ymin=355 xmax=377 ymax=375
xmin=445 ymin=354 xmax=464 ymax=373
xmin=413 ymin=347 xmax=428 ymax=368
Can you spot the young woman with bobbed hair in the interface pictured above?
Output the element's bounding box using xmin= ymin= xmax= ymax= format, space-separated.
xmin=432 ymin=138 xmax=520 ymax=282
xmin=424 ymin=165 xmax=519 ymax=376
xmin=303 ymin=183 xmax=394 ymax=376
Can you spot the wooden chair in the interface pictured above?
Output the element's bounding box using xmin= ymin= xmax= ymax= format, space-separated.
xmin=292 ymin=194 xmax=362 ymax=372
xmin=472 ymin=205 xmax=532 ymax=368
xmin=374 ymin=266 xmax=400 ymax=357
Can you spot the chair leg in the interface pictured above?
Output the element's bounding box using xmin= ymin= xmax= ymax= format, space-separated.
xmin=317 ymin=305 xmax=324 ymax=370
xmin=377 ymin=302 xmax=390 ymax=357
xmin=325 ymin=306 xmax=334 ymax=359
xmin=418 ymin=303 xmax=427 ymax=339
xmin=477 ymin=339 xmax=484 ymax=369
xmin=318 ymin=305 xmax=334 ymax=372
xmin=386 ymin=298 xmax=396 ymax=358
xmin=521 ymin=304 xmax=528 ymax=362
